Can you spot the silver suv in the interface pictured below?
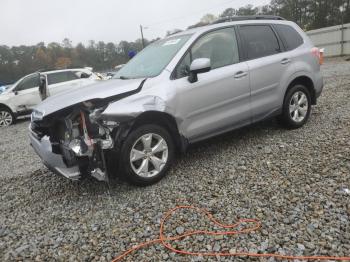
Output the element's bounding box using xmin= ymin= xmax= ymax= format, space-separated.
xmin=29 ymin=17 xmax=324 ymax=186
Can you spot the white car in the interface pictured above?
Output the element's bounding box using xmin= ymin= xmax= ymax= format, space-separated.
xmin=0 ymin=85 xmax=9 ymax=94
xmin=0 ymin=68 xmax=101 ymax=127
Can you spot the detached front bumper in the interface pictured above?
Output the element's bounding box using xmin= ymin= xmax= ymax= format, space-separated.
xmin=29 ymin=127 xmax=82 ymax=180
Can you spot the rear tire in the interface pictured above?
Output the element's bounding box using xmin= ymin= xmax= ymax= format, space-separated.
xmin=0 ymin=107 xmax=15 ymax=127
xmin=119 ymin=124 xmax=174 ymax=186
xmin=278 ymin=84 xmax=312 ymax=129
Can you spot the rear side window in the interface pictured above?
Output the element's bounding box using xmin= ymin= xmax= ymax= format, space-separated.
xmin=274 ymin=24 xmax=304 ymax=50
xmin=239 ymin=25 xmax=281 ymax=60
xmin=47 ymin=71 xmax=79 ymax=85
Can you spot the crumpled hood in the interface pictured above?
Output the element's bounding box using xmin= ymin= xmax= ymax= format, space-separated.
xmin=35 ymin=78 xmax=145 ymax=117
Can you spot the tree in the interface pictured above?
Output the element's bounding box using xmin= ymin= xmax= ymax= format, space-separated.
xmin=55 ymin=57 xmax=72 ymax=69
xmin=236 ymin=4 xmax=258 ymax=16
xmin=220 ymin=8 xmax=236 ymax=18
xmin=62 ymin=38 xmax=72 ymax=49
xmin=187 ymin=21 xmax=208 ymax=29
xmin=35 ymin=48 xmax=51 ymax=69
xmin=200 ymin=14 xmax=217 ymax=24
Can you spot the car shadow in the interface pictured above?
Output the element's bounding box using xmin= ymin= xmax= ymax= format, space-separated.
xmin=185 ymin=118 xmax=280 ymax=154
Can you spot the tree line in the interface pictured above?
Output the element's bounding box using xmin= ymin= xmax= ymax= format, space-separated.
xmin=1 ymin=0 xmax=349 ymax=85
xmin=0 ymin=38 xmax=157 ymax=85
xmin=190 ymin=0 xmax=350 ymax=30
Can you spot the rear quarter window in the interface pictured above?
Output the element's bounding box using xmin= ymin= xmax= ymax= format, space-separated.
xmin=274 ymin=24 xmax=304 ymax=51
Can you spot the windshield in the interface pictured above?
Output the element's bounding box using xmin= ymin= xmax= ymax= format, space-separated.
xmin=114 ymin=34 xmax=192 ymax=79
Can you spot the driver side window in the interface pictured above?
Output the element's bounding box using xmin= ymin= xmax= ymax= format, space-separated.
xmin=16 ymin=74 xmax=39 ymax=91
xmin=174 ymin=27 xmax=239 ymax=79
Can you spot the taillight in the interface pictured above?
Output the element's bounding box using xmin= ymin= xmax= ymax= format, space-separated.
xmin=311 ymin=47 xmax=324 ymax=65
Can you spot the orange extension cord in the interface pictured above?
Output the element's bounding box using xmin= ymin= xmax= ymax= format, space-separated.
xmin=112 ymin=205 xmax=350 ymax=261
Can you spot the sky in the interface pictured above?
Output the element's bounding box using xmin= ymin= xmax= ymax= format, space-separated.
xmin=0 ymin=0 xmax=269 ymax=47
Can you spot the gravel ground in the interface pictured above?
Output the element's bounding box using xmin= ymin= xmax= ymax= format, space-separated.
xmin=1 ymin=58 xmax=350 ymax=261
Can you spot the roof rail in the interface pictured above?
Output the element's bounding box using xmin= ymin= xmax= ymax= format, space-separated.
xmin=212 ymin=15 xmax=286 ymax=24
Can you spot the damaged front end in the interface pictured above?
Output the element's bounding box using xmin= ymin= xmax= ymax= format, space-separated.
xmin=29 ymin=79 xmax=148 ymax=182
xmin=30 ymin=103 xmax=117 ymax=182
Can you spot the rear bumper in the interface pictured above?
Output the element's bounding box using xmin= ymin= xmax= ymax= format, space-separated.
xmin=29 ymin=127 xmax=81 ymax=180
xmin=315 ymin=72 xmax=324 ymax=99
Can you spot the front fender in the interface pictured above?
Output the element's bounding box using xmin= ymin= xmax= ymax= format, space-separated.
xmin=0 ymin=96 xmax=16 ymax=114
xmin=101 ymin=95 xmax=173 ymax=122
xmin=101 ymin=95 xmax=181 ymax=152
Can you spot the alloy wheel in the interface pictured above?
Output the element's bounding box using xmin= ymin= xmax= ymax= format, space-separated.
xmin=0 ymin=111 xmax=13 ymax=127
xmin=129 ymin=133 xmax=169 ymax=178
xmin=289 ymin=91 xmax=309 ymax=123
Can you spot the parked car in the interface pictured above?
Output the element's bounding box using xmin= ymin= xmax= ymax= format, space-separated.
xmin=104 ymin=65 xmax=126 ymax=80
xmin=0 ymin=85 xmax=9 ymax=94
xmin=0 ymin=68 xmax=100 ymax=127
xmin=29 ymin=16 xmax=323 ymax=186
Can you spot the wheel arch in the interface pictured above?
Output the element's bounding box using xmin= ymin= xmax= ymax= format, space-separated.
xmin=0 ymin=103 xmax=15 ymax=114
xmin=0 ymin=103 xmax=16 ymax=126
xmin=131 ymin=111 xmax=187 ymax=153
xmin=285 ymin=75 xmax=316 ymax=105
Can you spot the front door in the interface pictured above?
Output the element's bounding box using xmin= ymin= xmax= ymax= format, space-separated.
xmin=11 ymin=74 xmax=41 ymax=113
xmin=172 ymin=27 xmax=251 ymax=141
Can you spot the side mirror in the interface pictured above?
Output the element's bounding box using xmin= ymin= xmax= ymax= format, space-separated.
xmin=188 ymin=58 xmax=211 ymax=83
xmin=13 ymin=90 xmax=18 ymax=95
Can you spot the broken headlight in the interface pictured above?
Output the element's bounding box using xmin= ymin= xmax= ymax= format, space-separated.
xmin=31 ymin=109 xmax=45 ymax=122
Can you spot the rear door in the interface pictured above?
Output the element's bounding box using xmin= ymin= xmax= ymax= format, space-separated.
xmin=173 ymin=27 xmax=251 ymax=141
xmin=238 ymin=24 xmax=294 ymax=122
xmin=47 ymin=71 xmax=81 ymax=96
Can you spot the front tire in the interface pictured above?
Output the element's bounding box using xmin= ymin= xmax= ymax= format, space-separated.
xmin=278 ymin=84 xmax=312 ymax=129
xmin=0 ymin=107 xmax=15 ymax=127
xmin=119 ymin=124 xmax=175 ymax=186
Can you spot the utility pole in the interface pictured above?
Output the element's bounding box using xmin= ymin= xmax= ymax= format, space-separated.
xmin=140 ymin=25 xmax=145 ymax=49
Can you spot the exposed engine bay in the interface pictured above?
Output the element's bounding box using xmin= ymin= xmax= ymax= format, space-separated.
xmin=30 ymin=78 xmax=149 ymax=182
xmin=31 ymin=103 xmax=118 ymax=182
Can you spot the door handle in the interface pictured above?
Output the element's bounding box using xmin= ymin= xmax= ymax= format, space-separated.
xmin=281 ymin=58 xmax=291 ymax=65
xmin=234 ymin=71 xmax=248 ymax=79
